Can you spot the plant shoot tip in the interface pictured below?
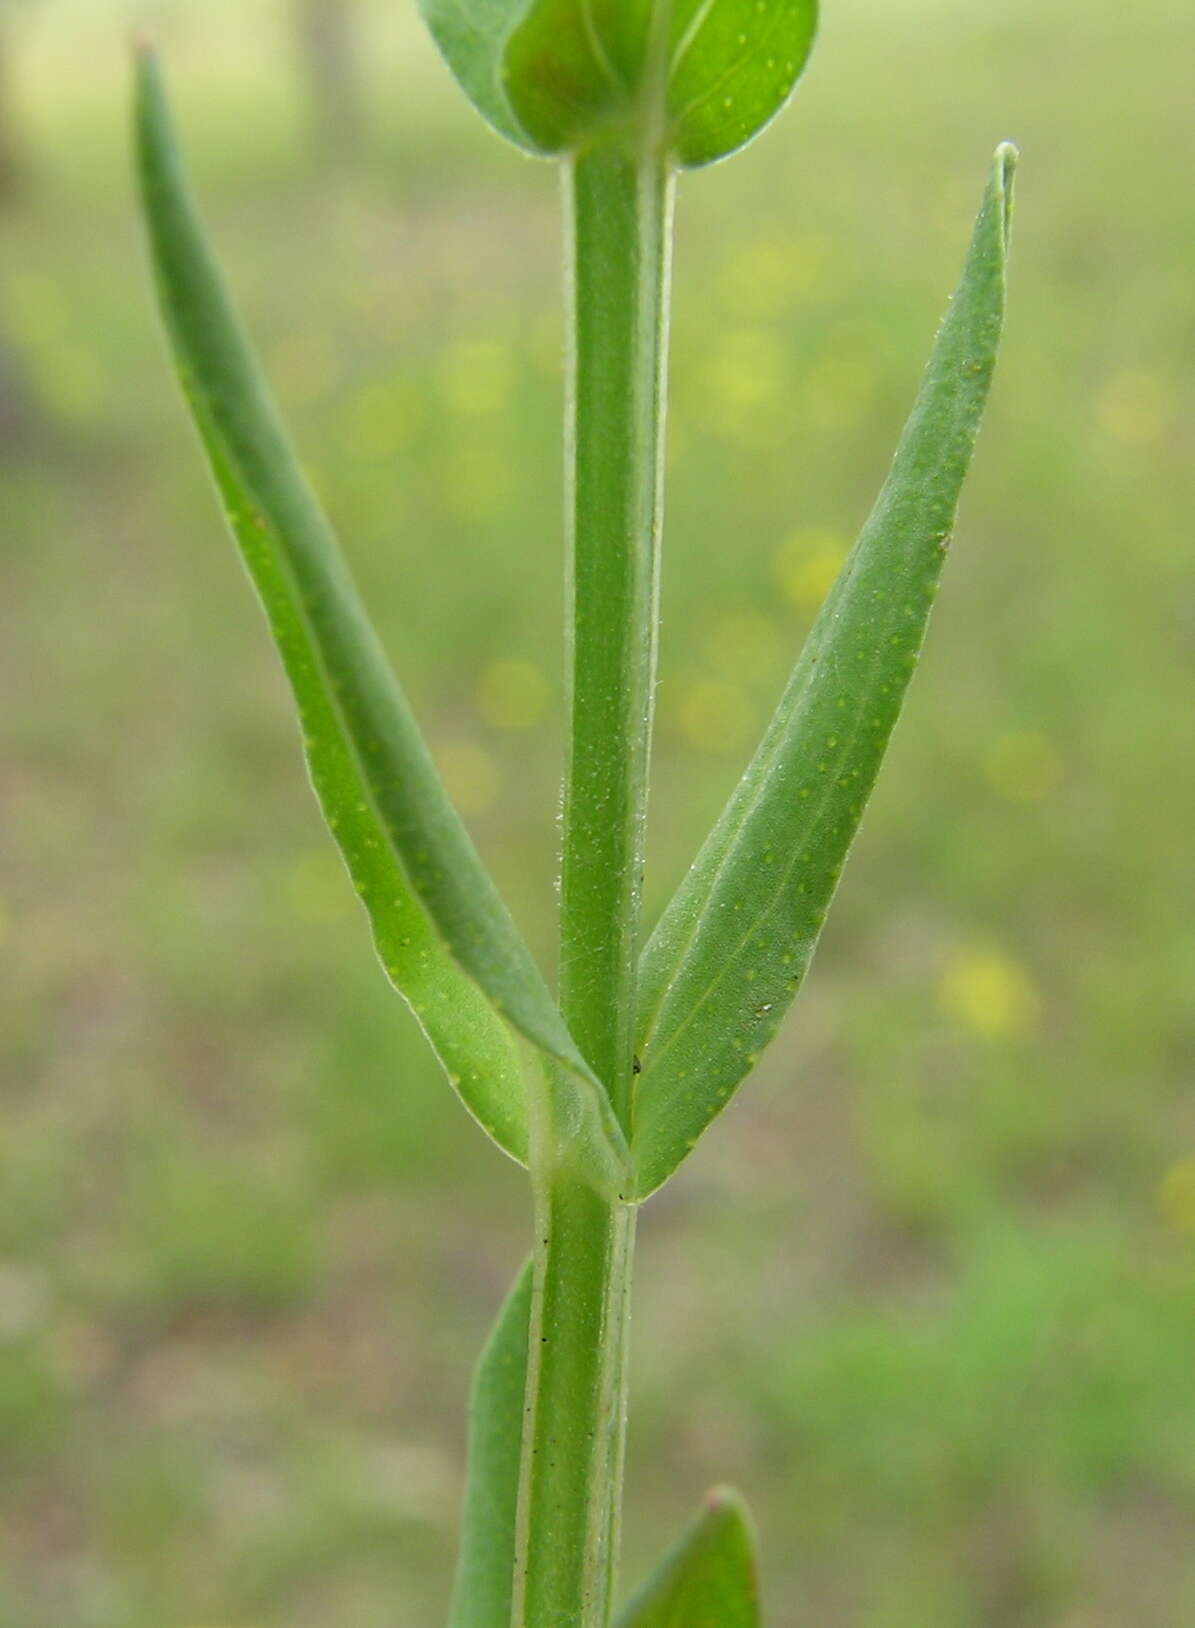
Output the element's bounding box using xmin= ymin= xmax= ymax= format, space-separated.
xmin=994 ymin=141 xmax=1019 ymax=182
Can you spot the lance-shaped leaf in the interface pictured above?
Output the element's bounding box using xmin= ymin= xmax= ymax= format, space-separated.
xmin=448 ymin=1259 xmax=532 ymax=1628
xmin=419 ymin=0 xmax=818 ymax=168
xmin=615 ymin=1487 xmax=762 ymax=1628
xmin=632 ymin=145 xmax=1016 ymax=1199
xmin=134 ymin=49 xmax=628 ymax=1189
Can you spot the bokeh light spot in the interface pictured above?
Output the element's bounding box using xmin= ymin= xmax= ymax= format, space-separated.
xmin=677 ymin=680 xmax=757 ymax=753
xmin=939 ymin=947 xmax=1040 ymax=1042
xmin=773 ymin=527 xmax=848 ymax=610
xmin=477 ymin=659 xmax=550 ymax=730
xmin=343 ymin=379 xmax=421 ymax=459
xmin=436 ymin=740 xmax=501 ymax=815
xmin=439 ymin=446 xmax=513 ymax=519
xmin=1159 ymin=1159 xmax=1195 ymax=1235
xmin=985 ymin=731 xmax=1060 ymax=805
xmin=703 ymin=610 xmax=785 ymax=685
xmin=705 ymin=328 xmax=785 ymax=412
xmin=438 ymin=339 xmax=515 ymax=414
xmin=715 ymin=234 xmax=827 ymax=318
xmin=800 ymin=354 xmax=874 ymax=429
xmin=1098 ymin=368 xmax=1173 ymax=445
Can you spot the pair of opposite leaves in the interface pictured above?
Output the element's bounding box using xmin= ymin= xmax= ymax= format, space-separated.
xmin=420 ymin=0 xmax=819 ymax=167
xmin=133 ymin=1 xmax=1012 ymax=1205
xmin=136 ymin=6 xmax=1013 ymax=1618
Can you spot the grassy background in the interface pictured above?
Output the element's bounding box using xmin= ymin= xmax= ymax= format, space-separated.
xmin=2 ymin=0 xmax=1194 ymax=1623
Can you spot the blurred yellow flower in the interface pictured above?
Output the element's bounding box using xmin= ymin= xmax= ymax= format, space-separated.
xmin=703 ymin=610 xmax=785 ymax=686
xmin=800 ymin=354 xmax=873 ymax=429
xmin=715 ymin=234 xmax=828 ymax=317
xmin=984 ymin=730 xmax=1060 ymax=805
xmin=677 ymin=680 xmax=756 ymax=753
xmin=1097 ymin=367 xmax=1173 ymax=446
xmin=705 ymin=328 xmax=784 ymax=410
xmin=436 ymin=740 xmax=501 ymax=815
xmin=342 ymin=378 xmax=421 ymax=457
xmin=439 ymin=445 xmax=513 ymax=519
xmin=477 ymin=659 xmax=549 ymax=730
xmin=438 ymin=338 xmax=515 ymax=415
xmin=939 ymin=947 xmax=1040 ymax=1041
xmin=1158 ymin=1158 xmax=1195 ymax=1235
xmin=772 ymin=528 xmax=848 ymax=611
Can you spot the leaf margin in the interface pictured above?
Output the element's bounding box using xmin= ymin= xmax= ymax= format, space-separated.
xmin=133 ymin=45 xmax=630 ymax=1190
xmin=631 ymin=143 xmax=1017 ymax=1198
xmin=448 ymin=1258 xmax=533 ymax=1628
xmin=614 ymin=1485 xmax=762 ymax=1627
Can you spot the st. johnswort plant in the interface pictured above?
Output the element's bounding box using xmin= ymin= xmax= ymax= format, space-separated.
xmin=133 ymin=3 xmax=1014 ymax=1623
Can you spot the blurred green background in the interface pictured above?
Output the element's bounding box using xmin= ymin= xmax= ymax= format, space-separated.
xmin=2 ymin=0 xmax=1194 ymax=1623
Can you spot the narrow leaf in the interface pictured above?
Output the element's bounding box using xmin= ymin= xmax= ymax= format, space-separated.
xmin=615 ymin=1487 xmax=762 ymax=1628
xmin=633 ymin=146 xmax=1016 ymax=1198
xmin=134 ymin=48 xmax=628 ymax=1184
xmin=449 ymin=1259 xmax=532 ymax=1628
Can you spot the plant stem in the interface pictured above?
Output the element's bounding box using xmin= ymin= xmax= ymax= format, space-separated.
xmin=514 ymin=1162 xmax=636 ymax=1628
xmin=559 ymin=139 xmax=673 ymax=1125
xmin=513 ymin=139 xmax=673 ymax=1628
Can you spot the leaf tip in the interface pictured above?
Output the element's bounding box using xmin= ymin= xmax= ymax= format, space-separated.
xmin=129 ymin=28 xmax=157 ymax=70
xmin=700 ymin=1484 xmax=758 ymax=1543
xmin=130 ymin=26 xmax=166 ymax=126
xmin=992 ymin=141 xmax=1018 ymax=244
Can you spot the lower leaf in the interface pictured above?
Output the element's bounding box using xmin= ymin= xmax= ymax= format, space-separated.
xmin=615 ymin=1487 xmax=762 ymax=1627
xmin=449 ymin=1259 xmax=533 ymax=1628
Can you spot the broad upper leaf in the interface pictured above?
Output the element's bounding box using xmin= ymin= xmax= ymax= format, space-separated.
xmin=632 ymin=145 xmax=1017 ymax=1199
xmin=615 ymin=1487 xmax=762 ymax=1627
xmin=134 ymin=49 xmax=628 ymax=1190
xmin=419 ymin=0 xmax=818 ymax=167
xmin=448 ymin=1259 xmax=532 ymax=1628
xmin=417 ymin=0 xmax=539 ymax=152
xmin=668 ymin=0 xmax=819 ymax=168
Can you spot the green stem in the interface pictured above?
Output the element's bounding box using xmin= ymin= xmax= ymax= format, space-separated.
xmin=514 ymin=1161 xmax=636 ymax=1628
xmin=559 ymin=140 xmax=674 ymax=1124
xmin=513 ymin=137 xmax=673 ymax=1628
